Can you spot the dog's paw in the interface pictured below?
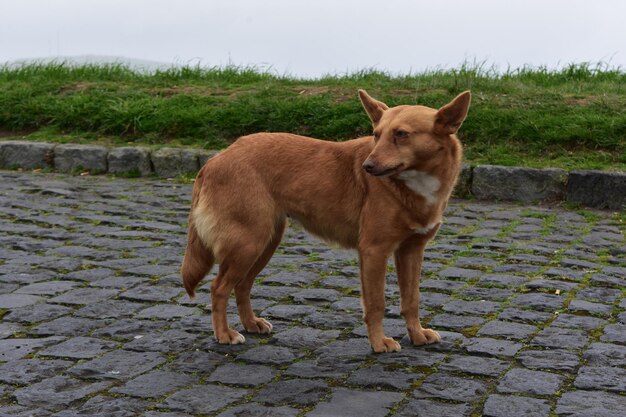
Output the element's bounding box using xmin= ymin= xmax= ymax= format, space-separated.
xmin=244 ymin=317 xmax=273 ymax=334
xmin=409 ymin=327 xmax=441 ymax=346
xmin=216 ymin=328 xmax=246 ymax=345
xmin=371 ymin=336 xmax=402 ymax=353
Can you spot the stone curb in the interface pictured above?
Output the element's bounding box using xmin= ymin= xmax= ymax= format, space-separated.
xmin=0 ymin=140 xmax=218 ymax=179
xmin=0 ymin=140 xmax=624 ymax=210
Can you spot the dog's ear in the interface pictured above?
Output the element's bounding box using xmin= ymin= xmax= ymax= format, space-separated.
xmin=434 ymin=91 xmax=471 ymax=135
xmin=358 ymin=89 xmax=389 ymax=124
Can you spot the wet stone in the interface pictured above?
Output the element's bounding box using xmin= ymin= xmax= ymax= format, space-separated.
xmin=30 ymin=316 xmax=106 ymax=337
xmin=420 ymin=291 xmax=452 ymax=307
xmin=75 ymin=299 xmax=145 ymax=318
xmin=443 ymin=299 xmax=501 ymax=315
xmin=308 ymin=388 xmax=404 ymax=417
xmin=262 ymin=304 xmax=317 ymax=320
xmin=314 ymin=339 xmax=374 ymax=364
xmin=44 ymin=337 xmax=113 ymax=359
xmin=590 ymin=272 xmax=626 ymax=287
xmin=0 ymin=322 xmax=24 ymax=339
xmin=216 ymin=404 xmax=299 ymax=417
xmin=518 ymin=349 xmax=581 ymax=371
xmin=439 ymin=354 xmax=509 ymax=377
xmin=492 ymin=264 xmax=541 ymax=274
xmin=376 ymin=348 xmax=446 ymax=368
xmin=272 ymin=327 xmax=340 ymax=349
xmin=160 ymin=385 xmax=249 ymax=415
xmin=68 ymin=350 xmax=166 ymax=380
xmin=555 ymin=390 xmax=626 ymax=417
xmin=13 ymin=376 xmax=112 ymax=411
xmin=532 ymin=327 xmax=589 ymax=349
xmin=438 ymin=267 xmax=482 ymax=279
xmin=90 ymin=275 xmax=150 ymax=289
xmin=284 ymin=359 xmax=357 ymax=379
xmin=477 ymin=320 xmax=537 ymax=339
xmin=497 ymin=367 xmax=563 ymax=395
xmin=510 ymin=292 xmax=564 ymax=311
xmin=525 ymin=278 xmax=578 ymax=291
xmin=601 ymin=318 xmax=626 ymax=340
xmin=207 ymin=363 xmax=276 ymax=387
xmin=238 ymin=345 xmax=299 ymax=365
xmin=302 ymin=311 xmax=361 ymax=329
xmin=583 ymin=343 xmax=626 ymax=366
xmin=398 ymin=398 xmax=471 ymax=417
xmin=49 ymin=287 xmax=118 ymax=305
xmin=111 ymin=370 xmax=198 ymax=398
xmin=53 ymin=395 xmax=149 ymax=417
xmin=498 ymin=308 xmax=553 ymax=324
xmin=92 ymin=318 xmax=167 ymax=341
xmin=465 ymin=337 xmax=522 ymax=357
xmin=347 ymin=365 xmax=421 ymax=390
xmin=478 ymin=274 xmax=529 ymax=286
xmin=428 ymin=313 xmax=486 ymax=330
xmin=420 ymin=279 xmax=466 ymax=292
xmin=552 ymin=313 xmax=607 ymax=330
xmin=255 ymin=379 xmax=328 ymax=406
xmin=0 ymin=293 xmax=45 ymax=309
xmin=135 ymin=304 xmax=199 ymax=319
xmin=459 ymin=286 xmax=514 ymax=300
xmin=119 ymin=285 xmax=183 ymax=302
xmin=483 ymin=394 xmax=551 ymax=417
xmin=574 ymin=366 xmax=626 ymax=392
xmin=568 ymin=299 xmax=613 ymax=315
xmin=292 ymin=288 xmax=341 ymax=303
xmin=543 ymin=267 xmax=586 ymax=281
xmin=14 ymin=280 xmax=80 ymax=296
xmin=413 ymin=372 xmax=488 ymax=402
xmin=0 ymin=359 xmax=73 ymax=384
xmin=3 ymin=304 xmax=73 ymax=323
xmin=124 ymin=329 xmax=203 ymax=353
xmin=261 ymin=270 xmax=319 ymax=286
xmin=577 ymin=287 xmax=622 ymax=302
xmin=0 ymin=336 xmax=65 ymax=361
xmin=166 ymin=350 xmax=225 ymax=376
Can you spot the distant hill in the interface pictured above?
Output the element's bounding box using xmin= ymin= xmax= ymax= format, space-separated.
xmin=4 ymin=55 xmax=177 ymax=72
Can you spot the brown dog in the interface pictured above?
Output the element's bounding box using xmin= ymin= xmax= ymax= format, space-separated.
xmin=181 ymin=89 xmax=470 ymax=352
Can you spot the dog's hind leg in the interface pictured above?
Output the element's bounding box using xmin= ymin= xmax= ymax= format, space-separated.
xmin=235 ymin=216 xmax=287 ymax=334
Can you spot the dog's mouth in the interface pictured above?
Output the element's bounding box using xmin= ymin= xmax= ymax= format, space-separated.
xmin=369 ymin=164 xmax=403 ymax=177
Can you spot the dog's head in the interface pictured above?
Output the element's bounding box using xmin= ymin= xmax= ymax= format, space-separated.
xmin=358 ymin=89 xmax=471 ymax=177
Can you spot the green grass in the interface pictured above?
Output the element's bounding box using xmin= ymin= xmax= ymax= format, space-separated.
xmin=1 ymin=62 xmax=625 ymax=170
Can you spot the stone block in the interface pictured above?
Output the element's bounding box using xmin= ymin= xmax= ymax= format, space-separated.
xmin=567 ymin=170 xmax=626 ymax=209
xmin=0 ymin=140 xmax=55 ymax=169
xmin=151 ymin=147 xmax=202 ymax=178
xmin=54 ymin=144 xmax=108 ymax=173
xmin=452 ymin=163 xmax=472 ymax=198
xmin=472 ymin=165 xmax=566 ymax=202
xmin=108 ymin=146 xmax=152 ymax=176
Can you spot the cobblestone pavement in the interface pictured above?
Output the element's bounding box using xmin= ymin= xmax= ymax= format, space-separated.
xmin=0 ymin=171 xmax=625 ymax=417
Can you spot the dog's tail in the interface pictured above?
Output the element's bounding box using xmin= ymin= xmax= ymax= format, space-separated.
xmin=181 ymin=221 xmax=215 ymax=299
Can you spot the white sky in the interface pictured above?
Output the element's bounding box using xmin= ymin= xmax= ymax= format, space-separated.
xmin=1 ymin=0 xmax=624 ymax=77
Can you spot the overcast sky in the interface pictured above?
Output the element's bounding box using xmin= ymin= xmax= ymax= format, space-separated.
xmin=1 ymin=0 xmax=624 ymax=77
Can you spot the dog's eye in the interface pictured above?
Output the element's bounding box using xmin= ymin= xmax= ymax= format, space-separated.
xmin=394 ymin=130 xmax=409 ymax=140
xmin=373 ymin=132 xmax=381 ymax=142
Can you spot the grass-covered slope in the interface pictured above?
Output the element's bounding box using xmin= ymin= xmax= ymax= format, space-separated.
xmin=0 ymin=63 xmax=624 ymax=170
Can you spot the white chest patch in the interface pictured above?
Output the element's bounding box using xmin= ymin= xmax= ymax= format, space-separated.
xmin=396 ymin=170 xmax=441 ymax=205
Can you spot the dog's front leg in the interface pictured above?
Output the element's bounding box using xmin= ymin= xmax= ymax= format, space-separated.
xmin=394 ymin=231 xmax=441 ymax=346
xmin=359 ymin=246 xmax=400 ymax=353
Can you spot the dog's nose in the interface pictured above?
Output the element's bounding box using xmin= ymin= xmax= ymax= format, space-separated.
xmin=362 ymin=160 xmax=376 ymax=174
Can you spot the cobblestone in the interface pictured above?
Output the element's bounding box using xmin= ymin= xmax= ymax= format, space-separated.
xmin=0 ymin=171 xmax=624 ymax=416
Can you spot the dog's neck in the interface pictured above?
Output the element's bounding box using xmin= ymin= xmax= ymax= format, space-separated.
xmin=395 ymin=170 xmax=441 ymax=206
